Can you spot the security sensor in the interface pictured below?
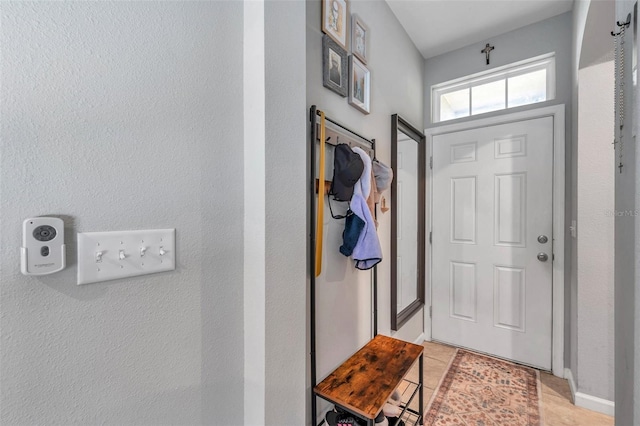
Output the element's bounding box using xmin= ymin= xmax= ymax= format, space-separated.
xmin=21 ymin=217 xmax=66 ymax=275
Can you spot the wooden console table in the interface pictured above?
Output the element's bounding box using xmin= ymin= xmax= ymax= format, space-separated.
xmin=314 ymin=335 xmax=424 ymax=426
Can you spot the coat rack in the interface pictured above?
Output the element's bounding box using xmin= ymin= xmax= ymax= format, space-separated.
xmin=309 ymin=106 xmax=425 ymax=426
xmin=309 ymin=105 xmax=378 ymax=425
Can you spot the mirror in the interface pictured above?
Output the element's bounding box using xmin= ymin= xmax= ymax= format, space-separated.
xmin=391 ymin=114 xmax=426 ymax=331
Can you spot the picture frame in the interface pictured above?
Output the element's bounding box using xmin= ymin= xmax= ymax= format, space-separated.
xmin=323 ymin=35 xmax=348 ymax=97
xmin=348 ymin=56 xmax=370 ymax=114
xmin=351 ymin=14 xmax=369 ymax=64
xmin=322 ymin=0 xmax=348 ymax=49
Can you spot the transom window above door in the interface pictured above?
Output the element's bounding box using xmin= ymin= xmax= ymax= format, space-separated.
xmin=432 ymin=53 xmax=556 ymax=123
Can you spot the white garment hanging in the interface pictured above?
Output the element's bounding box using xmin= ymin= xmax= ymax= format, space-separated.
xmin=349 ymin=147 xmax=382 ymax=270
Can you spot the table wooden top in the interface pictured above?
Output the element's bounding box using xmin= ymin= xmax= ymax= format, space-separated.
xmin=314 ymin=334 xmax=424 ymax=420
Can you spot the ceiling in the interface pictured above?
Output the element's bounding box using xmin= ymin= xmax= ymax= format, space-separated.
xmin=386 ymin=0 xmax=574 ymax=59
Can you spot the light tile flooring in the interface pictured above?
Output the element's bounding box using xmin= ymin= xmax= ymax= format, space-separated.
xmin=402 ymin=341 xmax=614 ymax=426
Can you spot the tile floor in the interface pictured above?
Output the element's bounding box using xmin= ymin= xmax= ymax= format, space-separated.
xmin=401 ymin=341 xmax=614 ymax=426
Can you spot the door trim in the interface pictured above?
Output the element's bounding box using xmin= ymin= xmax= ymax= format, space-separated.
xmin=424 ymin=105 xmax=565 ymax=377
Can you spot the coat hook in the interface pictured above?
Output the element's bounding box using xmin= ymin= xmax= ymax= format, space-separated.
xmin=612 ymin=18 xmax=630 ymax=36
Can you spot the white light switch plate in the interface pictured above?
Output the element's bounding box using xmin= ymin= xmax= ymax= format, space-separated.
xmin=77 ymin=229 xmax=175 ymax=285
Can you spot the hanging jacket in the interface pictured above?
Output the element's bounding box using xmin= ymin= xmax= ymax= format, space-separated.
xmin=367 ymin=167 xmax=378 ymax=228
xmin=350 ymin=147 xmax=382 ymax=270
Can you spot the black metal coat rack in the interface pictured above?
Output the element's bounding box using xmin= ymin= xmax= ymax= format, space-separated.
xmin=309 ymin=105 xmax=378 ymax=425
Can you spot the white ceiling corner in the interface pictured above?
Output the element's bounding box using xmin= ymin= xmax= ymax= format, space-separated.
xmin=386 ymin=0 xmax=574 ymax=59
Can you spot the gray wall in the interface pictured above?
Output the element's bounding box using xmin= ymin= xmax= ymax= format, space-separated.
xmin=0 ymin=3 xmax=245 ymax=424
xmin=424 ymin=12 xmax=573 ymax=130
xmin=614 ymin=0 xmax=639 ymax=422
xmin=306 ymin=0 xmax=424 ymax=420
xmin=424 ymin=11 xmax=573 ymax=372
xmin=264 ymin=1 xmax=307 ymax=425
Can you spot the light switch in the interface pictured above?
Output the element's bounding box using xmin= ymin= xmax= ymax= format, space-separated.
xmin=77 ymin=229 xmax=175 ymax=285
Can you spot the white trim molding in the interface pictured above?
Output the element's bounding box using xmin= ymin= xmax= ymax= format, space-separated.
xmin=413 ymin=333 xmax=427 ymax=345
xmin=424 ymin=104 xmax=565 ymax=377
xmin=565 ymin=367 xmax=577 ymax=401
xmin=565 ymin=368 xmax=615 ymax=416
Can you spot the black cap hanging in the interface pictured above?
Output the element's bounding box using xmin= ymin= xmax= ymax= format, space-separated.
xmin=329 ymin=143 xmax=364 ymax=202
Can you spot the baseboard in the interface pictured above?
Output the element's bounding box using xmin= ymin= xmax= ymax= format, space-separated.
xmin=414 ymin=333 xmax=426 ymax=344
xmin=574 ymin=392 xmax=615 ymax=417
xmin=564 ymin=368 xmax=615 ymax=417
xmin=564 ymin=368 xmax=577 ymax=401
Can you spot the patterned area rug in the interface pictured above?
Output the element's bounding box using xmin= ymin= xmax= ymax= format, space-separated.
xmin=424 ymin=349 xmax=543 ymax=425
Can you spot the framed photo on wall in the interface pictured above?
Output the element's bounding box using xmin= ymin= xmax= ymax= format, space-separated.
xmin=322 ymin=0 xmax=348 ymax=49
xmin=351 ymin=14 xmax=369 ymax=64
xmin=323 ymin=35 xmax=348 ymax=97
xmin=348 ymin=56 xmax=370 ymax=114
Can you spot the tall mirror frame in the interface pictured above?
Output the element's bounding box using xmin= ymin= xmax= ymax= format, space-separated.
xmin=391 ymin=114 xmax=426 ymax=331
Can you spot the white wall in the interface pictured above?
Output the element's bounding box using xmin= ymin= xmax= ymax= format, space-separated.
xmin=1 ymin=2 xmax=309 ymax=425
xmin=0 ymin=3 xmax=246 ymax=424
xmin=576 ymin=0 xmax=640 ymax=418
xmin=570 ymin=0 xmax=590 ymax=387
xmin=243 ymin=2 xmax=267 ymax=423
xmin=570 ymin=5 xmax=617 ymax=409
xmin=576 ymin=60 xmax=615 ymax=402
xmin=306 ymin=1 xmax=425 ymax=418
xmin=613 ymin=0 xmax=640 ymax=422
xmin=264 ymin=1 xmax=307 ymax=424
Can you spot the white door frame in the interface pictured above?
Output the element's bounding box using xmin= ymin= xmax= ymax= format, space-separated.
xmin=424 ymin=105 xmax=565 ymax=377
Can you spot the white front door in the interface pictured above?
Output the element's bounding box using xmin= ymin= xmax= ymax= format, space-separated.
xmin=431 ymin=116 xmax=553 ymax=370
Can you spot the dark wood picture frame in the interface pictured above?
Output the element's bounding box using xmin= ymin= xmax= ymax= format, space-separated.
xmin=323 ymin=35 xmax=348 ymax=97
xmin=391 ymin=114 xmax=426 ymax=331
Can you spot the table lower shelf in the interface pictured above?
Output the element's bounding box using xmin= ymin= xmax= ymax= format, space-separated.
xmin=394 ymin=378 xmax=423 ymax=426
xmin=316 ymin=377 xmax=424 ymax=426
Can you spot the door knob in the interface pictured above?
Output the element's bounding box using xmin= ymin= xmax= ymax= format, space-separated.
xmin=538 ymin=235 xmax=548 ymax=244
xmin=537 ymin=252 xmax=548 ymax=262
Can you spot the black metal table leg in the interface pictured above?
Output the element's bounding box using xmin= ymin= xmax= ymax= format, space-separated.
xmin=419 ymin=353 xmax=424 ymax=425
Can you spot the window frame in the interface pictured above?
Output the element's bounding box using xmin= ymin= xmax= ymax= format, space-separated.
xmin=432 ymin=53 xmax=556 ymax=123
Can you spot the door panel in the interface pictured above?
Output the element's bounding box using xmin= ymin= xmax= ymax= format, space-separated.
xmin=494 ymin=173 xmax=526 ymax=247
xmin=450 ymin=177 xmax=477 ymax=244
xmin=450 ymin=261 xmax=477 ymax=321
xmin=494 ymin=265 xmax=526 ymax=331
xmin=432 ymin=116 xmax=553 ymax=370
